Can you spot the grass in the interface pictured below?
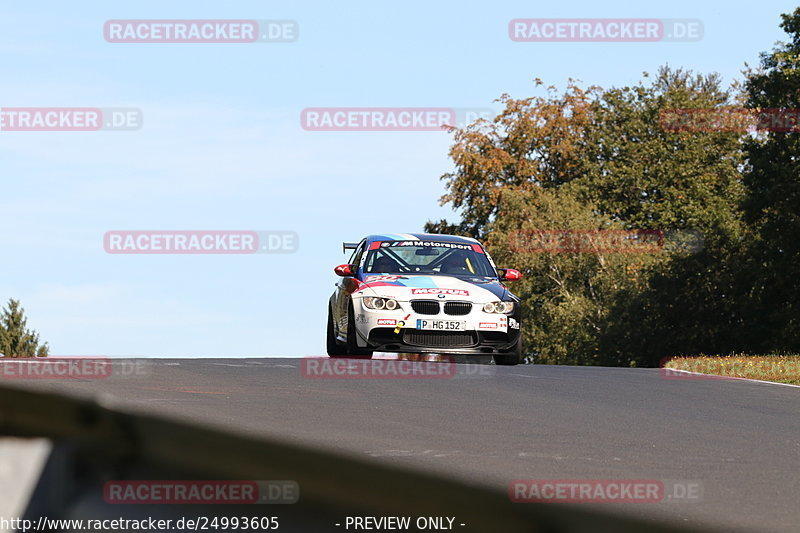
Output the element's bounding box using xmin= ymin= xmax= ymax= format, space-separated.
xmin=662 ymin=355 xmax=800 ymax=385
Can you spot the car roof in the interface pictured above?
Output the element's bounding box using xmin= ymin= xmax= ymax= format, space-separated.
xmin=364 ymin=233 xmax=481 ymax=245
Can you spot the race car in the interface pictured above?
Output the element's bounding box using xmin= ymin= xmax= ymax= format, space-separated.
xmin=327 ymin=233 xmax=523 ymax=365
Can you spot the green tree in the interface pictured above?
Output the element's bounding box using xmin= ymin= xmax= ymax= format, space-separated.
xmin=582 ymin=68 xmax=749 ymax=366
xmin=0 ymin=299 xmax=50 ymax=358
xmin=577 ymin=67 xmax=745 ymax=241
xmin=740 ymin=8 xmax=800 ymax=351
xmin=485 ymin=186 xmax=650 ymax=364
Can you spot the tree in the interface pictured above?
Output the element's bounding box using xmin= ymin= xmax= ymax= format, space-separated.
xmin=740 ymin=8 xmax=800 ymax=351
xmin=581 ymin=68 xmax=750 ymax=366
xmin=0 ymin=299 xmax=49 ymax=358
xmin=431 ymin=68 xmax=746 ymax=365
xmin=426 ymin=80 xmax=599 ymax=239
xmin=485 ymin=186 xmax=649 ymax=364
xmin=578 ymin=67 xmax=745 ymax=241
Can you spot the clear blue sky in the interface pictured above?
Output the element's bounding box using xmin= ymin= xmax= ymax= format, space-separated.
xmin=0 ymin=0 xmax=795 ymax=357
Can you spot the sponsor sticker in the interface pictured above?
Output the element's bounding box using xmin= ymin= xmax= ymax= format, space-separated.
xmin=364 ymin=275 xmax=403 ymax=282
xmin=376 ymin=319 xmax=397 ymax=326
xmin=479 ymin=322 xmax=499 ymax=329
xmin=411 ymin=288 xmax=469 ymax=296
xmin=382 ymin=241 xmax=473 ymax=250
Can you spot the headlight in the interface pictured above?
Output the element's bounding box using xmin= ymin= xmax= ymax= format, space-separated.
xmin=363 ymin=297 xmax=401 ymax=311
xmin=482 ymin=301 xmax=514 ymax=314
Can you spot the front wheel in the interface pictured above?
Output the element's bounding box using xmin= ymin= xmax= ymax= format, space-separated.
xmin=326 ymin=305 xmax=348 ymax=357
xmin=494 ymin=337 xmax=522 ymax=366
xmin=345 ymin=302 xmax=373 ymax=358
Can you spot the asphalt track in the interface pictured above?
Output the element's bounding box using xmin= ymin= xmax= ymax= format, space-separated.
xmin=5 ymin=357 xmax=800 ymax=533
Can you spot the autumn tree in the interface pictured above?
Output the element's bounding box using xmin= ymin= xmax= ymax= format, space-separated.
xmin=426 ymin=80 xmax=598 ymax=239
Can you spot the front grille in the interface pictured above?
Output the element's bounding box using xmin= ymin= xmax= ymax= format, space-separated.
xmin=403 ymin=330 xmax=476 ymax=347
xmin=411 ymin=300 xmax=440 ymax=315
xmin=444 ymin=302 xmax=472 ymax=315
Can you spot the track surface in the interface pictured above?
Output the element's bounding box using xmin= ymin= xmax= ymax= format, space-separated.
xmin=6 ymin=358 xmax=800 ymax=532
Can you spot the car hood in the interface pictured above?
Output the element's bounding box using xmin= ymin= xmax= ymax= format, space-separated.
xmin=354 ymin=274 xmax=509 ymax=302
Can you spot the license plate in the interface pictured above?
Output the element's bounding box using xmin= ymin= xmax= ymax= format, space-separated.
xmin=416 ymin=319 xmax=466 ymax=331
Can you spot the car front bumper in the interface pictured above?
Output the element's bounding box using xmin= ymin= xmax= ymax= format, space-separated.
xmin=352 ymin=299 xmax=521 ymax=354
xmin=364 ymin=328 xmax=520 ymax=355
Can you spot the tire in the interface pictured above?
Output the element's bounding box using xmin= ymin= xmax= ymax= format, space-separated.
xmin=345 ymin=302 xmax=373 ymax=358
xmin=494 ymin=336 xmax=522 ymax=366
xmin=326 ymin=305 xmax=348 ymax=357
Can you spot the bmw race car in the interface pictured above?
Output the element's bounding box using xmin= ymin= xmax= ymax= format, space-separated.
xmin=327 ymin=233 xmax=523 ymax=365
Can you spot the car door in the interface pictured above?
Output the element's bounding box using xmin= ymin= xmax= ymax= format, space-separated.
xmin=334 ymin=239 xmax=365 ymax=339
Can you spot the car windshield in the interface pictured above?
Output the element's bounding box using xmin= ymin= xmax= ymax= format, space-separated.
xmin=364 ymin=240 xmax=496 ymax=277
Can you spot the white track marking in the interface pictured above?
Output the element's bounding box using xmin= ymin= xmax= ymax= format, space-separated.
xmin=664 ymin=368 xmax=800 ymax=389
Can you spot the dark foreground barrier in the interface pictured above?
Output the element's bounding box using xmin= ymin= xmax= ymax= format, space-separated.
xmin=0 ymin=384 xmax=716 ymax=533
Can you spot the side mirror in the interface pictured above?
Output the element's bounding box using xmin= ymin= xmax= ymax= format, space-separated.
xmin=334 ymin=264 xmax=356 ymax=277
xmin=498 ymin=268 xmax=522 ymax=281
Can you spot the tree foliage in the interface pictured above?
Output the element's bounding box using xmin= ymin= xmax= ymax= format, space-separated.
xmin=428 ymin=63 xmax=762 ymax=365
xmin=485 ymin=186 xmax=648 ymax=364
xmin=427 ymin=81 xmax=598 ymax=239
xmin=740 ymin=8 xmax=800 ymax=351
xmin=0 ymin=299 xmax=49 ymax=358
